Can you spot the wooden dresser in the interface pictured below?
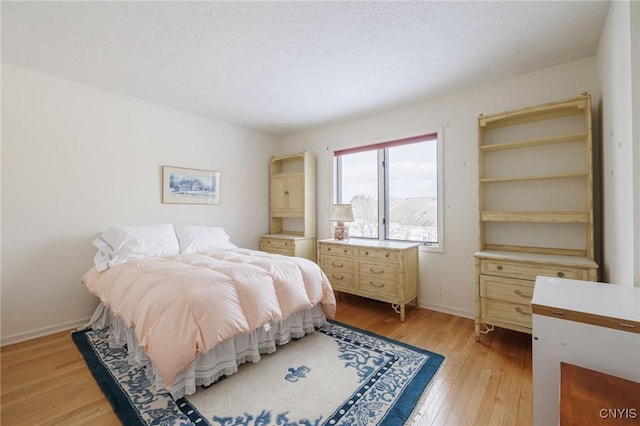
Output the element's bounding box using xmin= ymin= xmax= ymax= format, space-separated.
xmin=317 ymin=239 xmax=419 ymax=321
xmin=474 ymin=250 xmax=598 ymax=339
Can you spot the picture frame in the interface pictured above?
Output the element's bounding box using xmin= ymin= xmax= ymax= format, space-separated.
xmin=162 ymin=166 xmax=220 ymax=205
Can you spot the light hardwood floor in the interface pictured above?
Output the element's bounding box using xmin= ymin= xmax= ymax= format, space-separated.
xmin=1 ymin=294 xmax=532 ymax=425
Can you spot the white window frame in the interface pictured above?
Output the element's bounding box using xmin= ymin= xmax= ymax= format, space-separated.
xmin=334 ymin=129 xmax=444 ymax=253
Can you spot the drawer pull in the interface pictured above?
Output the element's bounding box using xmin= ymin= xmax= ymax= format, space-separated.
xmin=369 ymin=268 xmax=385 ymax=275
xmin=365 ymin=251 xmax=369 ymax=255
xmin=344 ymin=249 xmax=348 ymax=253
xmin=497 ymin=265 xmax=503 ymax=271
xmin=514 ymin=306 xmax=530 ymax=315
xmin=327 ymin=248 xmax=331 ymax=251
xmin=385 ymin=253 xmax=389 ymax=258
xmin=369 ymin=281 xmax=384 ymax=288
xmin=284 ymin=243 xmax=288 ymax=246
xmin=551 ymin=310 xmax=565 ymax=316
xmin=331 ymin=262 xmax=344 ymax=268
xmin=618 ymin=323 xmax=636 ymax=329
xmin=514 ymin=289 xmax=528 ymax=298
xmin=331 ymin=274 xmax=344 ymax=280
xmin=557 ymin=271 xmax=565 ymax=278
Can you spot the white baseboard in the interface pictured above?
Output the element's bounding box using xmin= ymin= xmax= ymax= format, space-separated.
xmin=419 ymin=301 xmax=474 ymax=320
xmin=1 ymin=317 xmax=91 ymax=347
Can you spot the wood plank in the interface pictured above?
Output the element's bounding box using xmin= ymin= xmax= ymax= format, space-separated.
xmin=480 ymin=171 xmax=588 ymax=184
xmin=531 ymin=304 xmax=640 ymax=334
xmin=480 ymin=210 xmax=590 ymax=223
xmin=479 ymin=131 xmax=588 ymax=152
xmin=0 ymin=294 xmax=533 ymax=425
xmin=560 ymin=362 xmax=640 ymax=426
xmin=473 ymin=331 xmax=510 ymax=424
xmin=478 ymin=97 xmax=587 ymax=128
xmin=483 ymin=243 xmax=588 ymax=257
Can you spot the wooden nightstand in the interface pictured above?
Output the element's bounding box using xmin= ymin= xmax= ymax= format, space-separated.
xmin=317 ymin=238 xmax=419 ymax=321
xmin=261 ymin=234 xmax=316 ymax=261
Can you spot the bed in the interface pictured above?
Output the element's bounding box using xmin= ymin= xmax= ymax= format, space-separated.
xmin=81 ymin=224 xmax=336 ymax=399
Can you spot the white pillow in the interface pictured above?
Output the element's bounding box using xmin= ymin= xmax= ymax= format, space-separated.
xmin=174 ymin=225 xmax=238 ymax=253
xmin=92 ymin=224 xmax=180 ymax=271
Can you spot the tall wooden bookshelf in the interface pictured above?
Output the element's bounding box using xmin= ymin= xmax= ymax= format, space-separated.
xmin=474 ymin=94 xmax=599 ymax=340
xmin=260 ymin=152 xmax=316 ymax=261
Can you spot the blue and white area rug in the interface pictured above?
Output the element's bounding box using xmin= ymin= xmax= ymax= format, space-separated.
xmin=72 ymin=321 xmax=445 ymax=426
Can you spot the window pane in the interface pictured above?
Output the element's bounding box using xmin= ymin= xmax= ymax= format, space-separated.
xmin=387 ymin=140 xmax=438 ymax=243
xmin=338 ymin=150 xmax=378 ymax=238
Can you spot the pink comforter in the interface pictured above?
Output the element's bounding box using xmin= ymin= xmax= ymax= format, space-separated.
xmin=81 ymin=249 xmax=336 ymax=388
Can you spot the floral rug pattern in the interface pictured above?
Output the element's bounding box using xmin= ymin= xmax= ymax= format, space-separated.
xmin=73 ymin=321 xmax=444 ymax=426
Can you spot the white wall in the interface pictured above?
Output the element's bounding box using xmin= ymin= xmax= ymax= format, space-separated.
xmin=5 ymin=10 xmax=638 ymax=342
xmin=1 ymin=64 xmax=280 ymax=344
xmin=634 ymin=1 xmax=640 ymax=286
xmin=281 ymin=57 xmax=601 ymax=318
xmin=597 ymin=1 xmax=638 ymax=286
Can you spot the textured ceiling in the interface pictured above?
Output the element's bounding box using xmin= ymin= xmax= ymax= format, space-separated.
xmin=2 ymin=1 xmax=610 ymax=136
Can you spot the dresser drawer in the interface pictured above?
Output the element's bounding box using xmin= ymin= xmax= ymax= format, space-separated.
xmin=358 ymin=261 xmax=397 ymax=297
xmin=320 ymin=244 xmax=355 ymax=257
xmin=358 ymin=277 xmax=397 ymax=297
xmin=321 ymin=255 xmax=355 ymax=288
xmin=481 ymin=298 xmax=532 ymax=329
xmin=321 ymin=255 xmax=354 ymax=272
xmin=268 ymin=248 xmax=296 ymax=257
xmin=261 ymin=238 xmax=294 ymax=256
xmin=358 ymin=248 xmax=398 ymax=262
xmin=480 ymin=275 xmax=534 ymax=304
xmin=261 ymin=237 xmax=294 ymax=250
xmin=480 ymin=259 xmax=588 ymax=281
xmin=325 ymin=271 xmax=354 ymax=288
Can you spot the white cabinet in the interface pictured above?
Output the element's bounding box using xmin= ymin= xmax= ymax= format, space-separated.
xmin=531 ymin=277 xmax=640 ymax=426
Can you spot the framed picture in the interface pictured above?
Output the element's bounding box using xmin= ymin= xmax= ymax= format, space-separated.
xmin=162 ymin=166 xmax=220 ymax=205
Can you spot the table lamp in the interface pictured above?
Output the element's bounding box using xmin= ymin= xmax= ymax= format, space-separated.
xmin=330 ymin=204 xmax=354 ymax=240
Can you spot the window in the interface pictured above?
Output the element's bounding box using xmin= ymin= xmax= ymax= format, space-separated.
xmin=335 ymin=132 xmax=442 ymax=249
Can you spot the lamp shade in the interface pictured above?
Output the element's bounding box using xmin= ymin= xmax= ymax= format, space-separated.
xmin=330 ymin=204 xmax=354 ymax=222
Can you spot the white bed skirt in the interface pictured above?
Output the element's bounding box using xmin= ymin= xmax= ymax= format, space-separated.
xmin=86 ymin=303 xmax=328 ymax=399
